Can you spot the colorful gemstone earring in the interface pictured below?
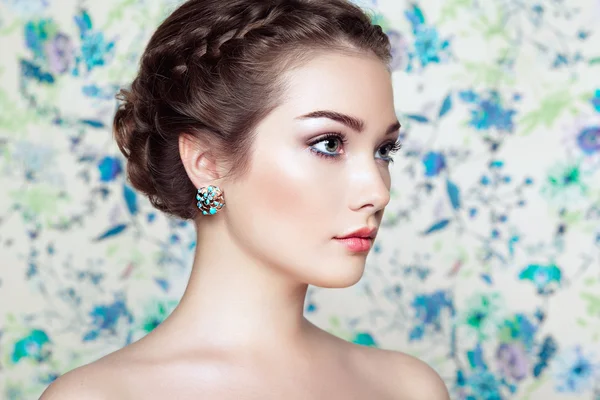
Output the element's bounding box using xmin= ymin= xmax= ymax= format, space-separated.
xmin=196 ymin=185 xmax=225 ymax=215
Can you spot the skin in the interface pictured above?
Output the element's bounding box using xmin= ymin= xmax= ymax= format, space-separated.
xmin=40 ymin=51 xmax=450 ymax=400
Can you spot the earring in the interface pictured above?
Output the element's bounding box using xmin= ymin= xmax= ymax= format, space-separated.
xmin=196 ymin=185 xmax=225 ymax=215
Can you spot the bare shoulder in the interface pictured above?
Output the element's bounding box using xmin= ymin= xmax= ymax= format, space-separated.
xmin=380 ymin=349 xmax=450 ymax=400
xmin=39 ymin=358 xmax=122 ymax=400
xmin=349 ymin=344 xmax=451 ymax=400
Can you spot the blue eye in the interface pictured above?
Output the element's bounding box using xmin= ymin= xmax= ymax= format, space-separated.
xmin=308 ymin=133 xmax=402 ymax=163
xmin=309 ymin=133 xmax=347 ymax=158
xmin=376 ymin=140 xmax=403 ymax=163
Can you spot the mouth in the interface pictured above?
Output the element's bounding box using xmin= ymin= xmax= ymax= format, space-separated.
xmin=334 ymin=237 xmax=373 ymax=252
xmin=334 ymin=227 xmax=378 ymax=253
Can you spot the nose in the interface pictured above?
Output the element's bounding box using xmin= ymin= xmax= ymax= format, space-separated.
xmin=347 ymin=160 xmax=391 ymax=214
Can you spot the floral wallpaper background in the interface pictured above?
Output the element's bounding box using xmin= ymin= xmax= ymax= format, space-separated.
xmin=1 ymin=0 xmax=600 ymax=399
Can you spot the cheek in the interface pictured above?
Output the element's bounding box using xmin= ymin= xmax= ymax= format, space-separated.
xmin=230 ymin=147 xmax=344 ymax=247
xmin=226 ymin=139 xmax=352 ymax=261
xmin=250 ymin=152 xmax=322 ymax=223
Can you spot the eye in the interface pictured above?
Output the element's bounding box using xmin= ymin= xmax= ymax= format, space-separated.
xmin=318 ymin=137 xmax=342 ymax=153
xmin=376 ymin=140 xmax=403 ymax=162
xmin=308 ymin=133 xmax=347 ymax=158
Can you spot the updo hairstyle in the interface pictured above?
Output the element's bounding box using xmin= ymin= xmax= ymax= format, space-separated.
xmin=113 ymin=0 xmax=391 ymax=219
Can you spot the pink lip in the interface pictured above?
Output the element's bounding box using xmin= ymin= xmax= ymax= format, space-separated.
xmin=334 ymin=227 xmax=378 ymax=253
xmin=335 ymin=227 xmax=378 ymax=240
xmin=334 ymin=237 xmax=373 ymax=252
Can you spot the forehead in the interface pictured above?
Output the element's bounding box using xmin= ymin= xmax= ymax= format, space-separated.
xmin=277 ymin=52 xmax=396 ymax=124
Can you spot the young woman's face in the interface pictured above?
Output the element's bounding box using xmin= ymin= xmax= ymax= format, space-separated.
xmin=223 ymin=51 xmax=399 ymax=288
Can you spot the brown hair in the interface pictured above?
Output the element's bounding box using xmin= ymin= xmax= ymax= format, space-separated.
xmin=113 ymin=0 xmax=391 ymax=220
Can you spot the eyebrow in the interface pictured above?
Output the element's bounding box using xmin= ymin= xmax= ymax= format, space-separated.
xmin=295 ymin=110 xmax=401 ymax=135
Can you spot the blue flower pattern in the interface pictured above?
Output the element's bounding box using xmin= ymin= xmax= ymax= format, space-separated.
xmin=2 ymin=1 xmax=600 ymax=399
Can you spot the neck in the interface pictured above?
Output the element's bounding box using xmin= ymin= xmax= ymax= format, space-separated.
xmin=162 ymin=217 xmax=314 ymax=354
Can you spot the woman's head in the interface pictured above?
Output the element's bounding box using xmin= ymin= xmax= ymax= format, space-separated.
xmin=114 ymin=0 xmax=399 ymax=287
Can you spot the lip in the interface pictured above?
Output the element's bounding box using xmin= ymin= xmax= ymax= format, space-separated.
xmin=334 ymin=237 xmax=373 ymax=252
xmin=335 ymin=227 xmax=378 ymax=240
xmin=333 ymin=227 xmax=378 ymax=253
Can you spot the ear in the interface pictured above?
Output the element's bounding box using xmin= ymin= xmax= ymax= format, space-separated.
xmin=179 ymin=133 xmax=222 ymax=189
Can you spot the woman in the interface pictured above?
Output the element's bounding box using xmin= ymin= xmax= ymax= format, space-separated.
xmin=41 ymin=0 xmax=450 ymax=398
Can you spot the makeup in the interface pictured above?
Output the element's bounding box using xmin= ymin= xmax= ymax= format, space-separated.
xmin=334 ymin=227 xmax=377 ymax=253
xmin=334 ymin=237 xmax=372 ymax=252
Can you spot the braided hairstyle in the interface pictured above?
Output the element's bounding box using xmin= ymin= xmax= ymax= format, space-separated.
xmin=113 ymin=0 xmax=391 ymax=220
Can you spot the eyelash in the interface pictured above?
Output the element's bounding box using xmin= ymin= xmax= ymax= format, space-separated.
xmin=308 ymin=133 xmax=402 ymax=163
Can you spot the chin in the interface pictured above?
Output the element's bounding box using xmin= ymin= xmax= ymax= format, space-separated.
xmin=306 ymin=258 xmax=367 ymax=289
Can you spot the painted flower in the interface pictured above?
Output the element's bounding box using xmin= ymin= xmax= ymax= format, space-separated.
xmin=576 ymin=126 xmax=600 ymax=155
xmin=413 ymin=25 xmax=446 ymax=68
xmin=559 ymin=114 xmax=600 ymax=173
xmin=98 ymin=156 xmax=122 ymax=182
xmin=497 ymin=314 xmax=537 ymax=351
xmin=402 ymin=4 xmax=450 ymax=71
xmin=466 ymin=370 xmax=503 ymax=400
xmin=467 ymin=90 xmax=517 ymax=133
xmin=409 ymin=290 xmax=454 ymax=341
xmin=24 ymin=18 xmax=58 ymax=60
xmin=44 ymin=33 xmax=73 ymax=74
xmin=11 ymin=329 xmax=51 ymax=364
xmin=422 ymin=151 xmax=446 ymax=177
xmin=83 ymin=295 xmax=133 ymax=341
xmin=458 ymin=292 xmax=505 ymax=340
xmin=541 ymin=160 xmax=591 ymax=208
xmin=518 ymin=264 xmax=562 ymax=295
xmin=80 ymin=31 xmax=115 ymax=71
xmin=552 ymin=345 xmax=598 ymax=393
xmin=496 ymin=343 xmax=529 ymax=381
